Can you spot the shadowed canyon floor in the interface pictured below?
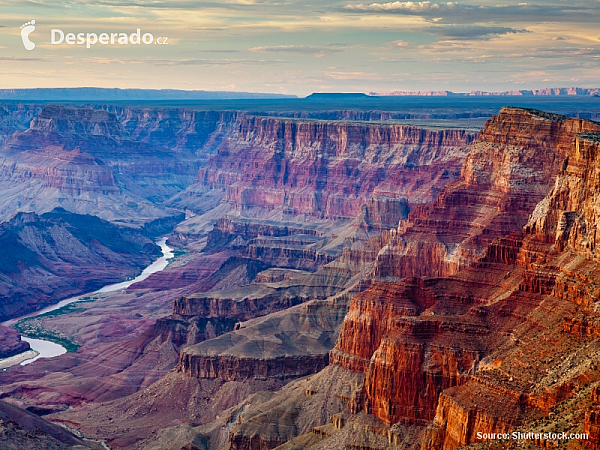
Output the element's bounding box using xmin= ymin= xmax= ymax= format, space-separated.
xmin=1 ymin=102 xmax=600 ymax=450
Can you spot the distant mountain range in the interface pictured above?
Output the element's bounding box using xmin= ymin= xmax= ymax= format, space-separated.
xmin=1 ymin=87 xmax=599 ymax=101
xmin=0 ymin=88 xmax=296 ymax=101
xmin=370 ymin=87 xmax=600 ymax=97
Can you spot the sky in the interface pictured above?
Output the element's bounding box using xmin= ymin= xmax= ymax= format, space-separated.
xmin=0 ymin=0 xmax=599 ymax=96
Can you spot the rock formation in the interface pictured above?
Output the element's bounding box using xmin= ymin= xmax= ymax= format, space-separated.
xmin=193 ymin=108 xmax=600 ymax=450
xmin=328 ymin=109 xmax=600 ymax=449
xmin=194 ymin=116 xmax=477 ymax=219
xmin=0 ymin=325 xmax=29 ymax=358
xmin=0 ymin=105 xmax=198 ymax=224
xmin=372 ymin=108 xmax=600 ymax=279
xmin=178 ymin=296 xmax=349 ymax=381
xmin=0 ymin=400 xmax=91 ymax=449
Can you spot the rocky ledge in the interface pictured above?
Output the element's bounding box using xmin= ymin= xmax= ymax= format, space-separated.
xmin=178 ymin=297 xmax=349 ymax=381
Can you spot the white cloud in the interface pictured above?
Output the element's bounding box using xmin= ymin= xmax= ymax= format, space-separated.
xmin=346 ymin=1 xmax=458 ymax=12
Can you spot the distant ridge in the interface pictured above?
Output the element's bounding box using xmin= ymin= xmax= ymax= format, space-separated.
xmin=370 ymin=87 xmax=600 ymax=97
xmin=306 ymin=93 xmax=370 ymax=99
xmin=0 ymin=88 xmax=296 ymax=101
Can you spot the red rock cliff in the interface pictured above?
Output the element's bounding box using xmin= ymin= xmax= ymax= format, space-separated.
xmin=372 ymin=107 xmax=600 ymax=280
xmin=330 ymin=109 xmax=600 ymax=448
xmin=197 ymin=116 xmax=478 ymax=219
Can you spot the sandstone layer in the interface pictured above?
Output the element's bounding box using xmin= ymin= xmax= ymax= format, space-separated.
xmin=372 ymin=108 xmax=600 ymax=280
xmin=329 ymin=110 xmax=600 ymax=449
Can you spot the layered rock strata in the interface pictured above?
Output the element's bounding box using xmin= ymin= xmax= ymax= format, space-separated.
xmin=205 ymin=109 xmax=600 ymax=450
xmin=196 ymin=116 xmax=477 ymax=219
xmin=329 ymin=110 xmax=600 ymax=449
xmin=178 ymin=296 xmax=349 ymax=381
xmin=173 ymin=268 xmax=351 ymax=322
xmin=372 ymin=108 xmax=600 ymax=280
xmin=0 ymin=105 xmax=199 ymax=223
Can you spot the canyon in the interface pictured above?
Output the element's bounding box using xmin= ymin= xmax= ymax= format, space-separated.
xmin=1 ymin=99 xmax=600 ymax=450
xmin=0 ymin=208 xmax=162 ymax=322
xmin=208 ymin=108 xmax=600 ymax=450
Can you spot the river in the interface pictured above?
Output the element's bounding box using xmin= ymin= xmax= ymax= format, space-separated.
xmin=1 ymin=238 xmax=174 ymax=366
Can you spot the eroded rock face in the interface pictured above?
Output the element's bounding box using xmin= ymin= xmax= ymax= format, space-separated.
xmin=327 ymin=109 xmax=600 ymax=449
xmin=332 ymin=278 xmax=490 ymax=427
xmin=196 ymin=116 xmax=478 ymax=220
xmin=0 ymin=105 xmax=480 ymax=449
xmin=11 ymin=105 xmax=600 ymax=450
xmin=173 ymin=268 xmax=351 ymax=321
xmin=526 ymin=133 xmax=600 ymax=256
xmin=0 ymin=400 xmax=89 ymax=449
xmin=0 ymin=105 xmax=200 ymax=223
xmin=110 ymin=107 xmax=240 ymax=152
xmin=372 ymin=108 xmax=600 ymax=280
xmin=87 ymin=108 xmax=600 ymax=450
xmin=178 ymin=297 xmax=348 ymax=381
xmin=0 ymin=105 xmax=476 ymax=227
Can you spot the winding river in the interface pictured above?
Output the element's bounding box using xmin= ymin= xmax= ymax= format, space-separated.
xmin=1 ymin=238 xmax=174 ymax=366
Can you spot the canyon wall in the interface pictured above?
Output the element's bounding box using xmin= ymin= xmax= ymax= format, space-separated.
xmin=178 ymin=297 xmax=349 ymax=382
xmin=111 ymin=107 xmax=239 ymax=152
xmin=211 ymin=109 xmax=600 ymax=450
xmin=0 ymin=325 xmax=30 ymax=358
xmin=12 ymin=104 xmax=599 ymax=450
xmin=195 ymin=116 xmax=478 ymax=220
xmin=173 ymin=267 xmax=351 ymax=321
xmin=372 ymin=108 xmax=600 ymax=280
xmin=0 ymin=105 xmax=477 ymax=228
xmin=327 ymin=109 xmax=600 ymax=449
xmin=0 ymin=105 xmax=200 ymax=224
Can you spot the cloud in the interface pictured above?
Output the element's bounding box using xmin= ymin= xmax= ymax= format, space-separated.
xmin=325 ymin=70 xmax=381 ymax=80
xmin=0 ymin=56 xmax=42 ymax=61
xmin=200 ymin=49 xmax=240 ymax=53
xmin=346 ymin=1 xmax=459 ymax=13
xmin=249 ymin=45 xmax=344 ymax=57
xmin=74 ymin=57 xmax=287 ymax=67
xmin=505 ymin=47 xmax=600 ymax=59
xmin=343 ymin=1 xmax=600 ymax=24
xmin=426 ymin=25 xmax=529 ymax=40
xmin=145 ymin=58 xmax=287 ymax=66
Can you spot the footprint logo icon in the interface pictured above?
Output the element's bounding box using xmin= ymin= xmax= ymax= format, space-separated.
xmin=20 ymin=20 xmax=36 ymax=51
